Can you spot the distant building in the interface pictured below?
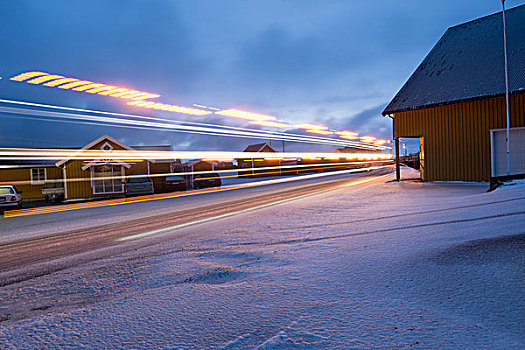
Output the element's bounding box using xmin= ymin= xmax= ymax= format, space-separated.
xmin=237 ymin=143 xmax=281 ymax=177
xmin=0 ymin=135 xmax=180 ymax=202
xmin=334 ymin=146 xmax=376 ymax=154
xmin=131 ymin=145 xmax=181 ymax=193
xmin=383 ymin=5 xmax=525 ymax=181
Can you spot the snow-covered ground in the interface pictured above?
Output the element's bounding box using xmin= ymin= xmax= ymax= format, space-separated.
xmin=1 ymin=168 xmax=524 ymax=349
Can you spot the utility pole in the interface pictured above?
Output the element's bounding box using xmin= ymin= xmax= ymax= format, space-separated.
xmin=502 ymin=0 xmax=511 ymax=175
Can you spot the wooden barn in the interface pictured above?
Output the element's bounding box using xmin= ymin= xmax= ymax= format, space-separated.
xmin=382 ymin=5 xmax=525 ymax=182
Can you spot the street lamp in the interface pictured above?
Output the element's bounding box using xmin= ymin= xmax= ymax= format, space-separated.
xmin=502 ymin=0 xmax=511 ymax=175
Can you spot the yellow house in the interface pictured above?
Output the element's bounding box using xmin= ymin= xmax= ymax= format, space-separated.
xmin=0 ymin=135 xmax=179 ymax=202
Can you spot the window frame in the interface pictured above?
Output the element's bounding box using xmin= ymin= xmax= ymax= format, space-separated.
xmin=91 ymin=165 xmax=124 ymax=195
xmin=30 ymin=168 xmax=47 ymax=185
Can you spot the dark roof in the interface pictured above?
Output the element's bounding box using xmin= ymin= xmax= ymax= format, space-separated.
xmin=0 ymin=159 xmax=58 ymax=168
xmin=383 ymin=4 xmax=525 ymax=115
xmin=131 ymin=145 xmax=173 ymax=151
xmin=242 ymin=143 xmax=276 ymax=152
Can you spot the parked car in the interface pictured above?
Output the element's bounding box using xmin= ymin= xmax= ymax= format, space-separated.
xmin=161 ymin=175 xmax=187 ymax=192
xmin=125 ymin=175 xmax=154 ymax=196
xmin=0 ymin=186 xmax=23 ymax=209
xmin=42 ymin=181 xmax=65 ymax=203
xmin=193 ymin=172 xmax=222 ymax=189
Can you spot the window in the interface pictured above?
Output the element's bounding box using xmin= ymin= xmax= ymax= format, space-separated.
xmin=100 ymin=142 xmax=114 ymax=151
xmin=31 ymin=168 xmax=46 ymax=184
xmin=0 ymin=187 xmax=15 ymax=195
xmin=92 ymin=165 xmax=123 ymax=194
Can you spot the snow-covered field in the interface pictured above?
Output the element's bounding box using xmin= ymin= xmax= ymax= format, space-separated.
xmin=1 ymin=168 xmax=524 ymax=349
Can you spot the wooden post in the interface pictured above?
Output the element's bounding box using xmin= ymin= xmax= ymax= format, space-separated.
xmin=393 ymin=116 xmax=400 ymax=181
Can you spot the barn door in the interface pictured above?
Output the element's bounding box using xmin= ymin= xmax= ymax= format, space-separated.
xmin=419 ymin=137 xmax=425 ymax=181
xmin=490 ymin=127 xmax=525 ymax=177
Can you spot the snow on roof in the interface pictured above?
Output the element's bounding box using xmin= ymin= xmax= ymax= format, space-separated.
xmin=383 ymin=4 xmax=525 ymax=115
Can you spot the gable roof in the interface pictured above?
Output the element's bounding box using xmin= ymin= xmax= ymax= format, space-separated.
xmin=242 ymin=143 xmax=276 ymax=153
xmin=55 ymin=134 xmax=135 ymax=167
xmin=383 ymin=4 xmax=525 ymax=115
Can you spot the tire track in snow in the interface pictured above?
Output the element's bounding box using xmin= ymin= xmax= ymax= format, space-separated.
xmin=240 ymin=196 xmax=525 ymax=234
xmin=217 ymin=211 xmax=525 ymax=248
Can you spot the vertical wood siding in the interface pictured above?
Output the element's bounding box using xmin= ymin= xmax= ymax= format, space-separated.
xmin=0 ymin=167 xmax=62 ymax=200
xmin=395 ymin=93 xmax=525 ymax=181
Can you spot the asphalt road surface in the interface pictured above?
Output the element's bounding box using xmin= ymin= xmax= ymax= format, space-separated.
xmin=0 ymin=167 xmax=393 ymax=286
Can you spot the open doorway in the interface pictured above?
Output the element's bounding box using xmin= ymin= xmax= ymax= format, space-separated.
xmin=398 ymin=137 xmax=424 ymax=180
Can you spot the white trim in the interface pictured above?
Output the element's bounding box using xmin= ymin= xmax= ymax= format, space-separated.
xmin=56 ymin=135 xmax=135 ymax=167
xmin=490 ymin=126 xmax=525 ymax=132
xmin=81 ymin=160 xmax=131 ymax=171
xmin=490 ymin=129 xmax=495 ymax=177
xmin=30 ymin=168 xmax=46 ymax=185
xmin=63 ymin=165 xmax=68 ymax=200
xmin=100 ymin=142 xmax=114 ymax=151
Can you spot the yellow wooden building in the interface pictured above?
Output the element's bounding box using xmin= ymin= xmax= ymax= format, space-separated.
xmin=383 ymin=5 xmax=525 ymax=182
xmin=0 ymin=135 xmax=179 ymax=202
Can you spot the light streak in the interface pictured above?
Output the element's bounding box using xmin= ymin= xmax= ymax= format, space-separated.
xmin=71 ymin=83 xmax=106 ymax=92
xmin=339 ymin=135 xmax=359 ymax=140
xmin=215 ymin=109 xmax=276 ymax=121
xmin=360 ymin=136 xmax=376 ymax=143
xmin=84 ymin=86 xmax=119 ymax=94
xmin=6 ymin=71 xmax=388 ymax=142
xmin=0 ymin=100 xmax=389 ymax=150
xmin=27 ymin=75 xmax=66 ymax=84
xmin=126 ymin=102 xmax=211 ymax=116
xmin=44 ymin=78 xmax=80 ymax=87
xmin=298 ymin=123 xmax=328 ymax=130
xmin=9 ymin=71 xmax=48 ymax=81
xmin=0 ymin=148 xmax=393 ymax=161
xmin=336 ymin=130 xmax=359 ymax=140
xmin=192 ymin=104 xmax=221 ymax=110
xmin=336 ymin=130 xmax=358 ymax=137
xmin=9 ymin=71 xmax=161 ymax=102
xmin=0 ymin=161 xmax=393 ymax=187
xmin=58 ymin=80 xmax=93 ymax=89
xmin=3 ymin=166 xmax=391 ymax=219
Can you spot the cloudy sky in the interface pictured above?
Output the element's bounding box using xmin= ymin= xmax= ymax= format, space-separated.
xmin=0 ymin=0 xmax=521 ymax=151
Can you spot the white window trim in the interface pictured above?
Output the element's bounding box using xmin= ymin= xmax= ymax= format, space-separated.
xmin=30 ymin=168 xmax=47 ymax=185
xmin=91 ymin=165 xmax=124 ymax=194
xmin=100 ymin=142 xmax=114 ymax=152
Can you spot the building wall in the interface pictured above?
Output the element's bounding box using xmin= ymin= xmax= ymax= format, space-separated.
xmin=64 ymin=139 xmax=145 ymax=200
xmin=0 ymin=167 xmax=62 ymax=200
xmin=394 ymin=93 xmax=525 ymax=181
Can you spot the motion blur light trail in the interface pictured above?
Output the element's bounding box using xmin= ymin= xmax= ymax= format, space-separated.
xmin=2 ymin=166 xmax=388 ymax=218
xmin=10 ymin=71 xmax=161 ymax=101
xmin=0 ymin=147 xmax=393 ymax=162
xmin=0 ymin=161 xmax=393 ymax=187
xmin=6 ymin=71 xmax=388 ymax=143
xmin=0 ymin=100 xmax=388 ymax=150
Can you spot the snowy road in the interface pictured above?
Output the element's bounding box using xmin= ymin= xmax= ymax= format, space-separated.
xmin=0 ymin=168 xmax=524 ymax=349
xmin=0 ymin=168 xmax=391 ymax=285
